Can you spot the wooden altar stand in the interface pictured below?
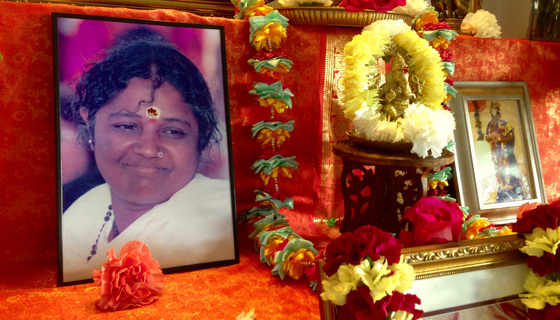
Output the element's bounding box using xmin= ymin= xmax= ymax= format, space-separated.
xmin=332 ymin=140 xmax=455 ymax=235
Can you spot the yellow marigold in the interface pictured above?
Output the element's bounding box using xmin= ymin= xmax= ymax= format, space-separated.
xmin=263 ymin=234 xmax=287 ymax=263
xmin=443 ymin=93 xmax=452 ymax=104
xmin=245 ymin=4 xmax=273 ymax=18
xmin=256 ymin=128 xmax=290 ymax=148
xmin=257 ymin=64 xmax=290 ymax=74
xmin=463 ymin=219 xmax=492 ymax=240
xmin=282 ymin=248 xmax=316 ymax=280
xmin=429 ymin=179 xmax=449 ymax=190
xmin=415 ymin=12 xmax=439 ymax=31
xmin=252 ymin=23 xmax=287 ymax=51
xmin=258 ymin=98 xmax=289 ymax=113
xmin=260 ymin=167 xmax=293 ymax=185
xmin=431 ymin=35 xmax=449 ymax=49
xmin=520 ymin=271 xmax=560 ymax=309
xmin=498 ymin=226 xmax=514 ymax=236
xmin=521 ymin=227 xmax=560 ymax=257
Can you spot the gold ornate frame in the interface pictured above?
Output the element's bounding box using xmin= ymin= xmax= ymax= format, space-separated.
xmin=401 ymin=234 xmax=525 ymax=279
xmin=8 ymin=0 xmax=236 ymax=17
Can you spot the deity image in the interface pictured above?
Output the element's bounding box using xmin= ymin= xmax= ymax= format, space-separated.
xmin=484 ymin=101 xmax=529 ymax=202
xmin=379 ymin=51 xmax=420 ymax=121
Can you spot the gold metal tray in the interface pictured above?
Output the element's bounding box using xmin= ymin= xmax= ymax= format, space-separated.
xmin=277 ymin=7 xmax=412 ymax=27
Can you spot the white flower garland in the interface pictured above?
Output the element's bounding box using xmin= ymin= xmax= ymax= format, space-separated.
xmin=461 ymin=9 xmax=502 ymax=39
xmin=342 ymin=20 xmax=454 ymax=158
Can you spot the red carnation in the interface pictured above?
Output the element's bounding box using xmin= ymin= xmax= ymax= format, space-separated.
xmin=323 ymin=232 xmax=366 ymax=276
xmin=527 ymin=303 xmax=560 ymax=320
xmin=323 ymin=225 xmax=402 ymax=276
xmin=526 ymin=252 xmax=560 ymax=276
xmin=354 ymin=225 xmax=402 ymax=265
xmin=385 ymin=292 xmax=423 ymax=319
xmin=336 ymin=286 xmax=387 ymax=320
xmin=423 ymin=22 xmax=451 ymax=30
xmin=513 ymin=204 xmax=560 ymax=234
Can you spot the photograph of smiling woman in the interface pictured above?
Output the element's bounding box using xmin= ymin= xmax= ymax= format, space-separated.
xmin=55 ymin=15 xmax=237 ymax=284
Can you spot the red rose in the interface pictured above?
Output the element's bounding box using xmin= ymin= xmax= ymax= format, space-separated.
xmin=338 ymin=0 xmax=405 ymax=13
xmin=513 ymin=204 xmax=560 ymax=234
xmin=93 ymin=241 xmax=164 ymax=310
xmin=399 ymin=197 xmax=464 ymax=247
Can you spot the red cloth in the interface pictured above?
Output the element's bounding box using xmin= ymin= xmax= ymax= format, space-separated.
xmin=452 ymin=35 xmax=560 ymax=203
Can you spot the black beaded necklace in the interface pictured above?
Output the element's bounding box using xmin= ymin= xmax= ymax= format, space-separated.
xmin=86 ymin=205 xmax=113 ymax=262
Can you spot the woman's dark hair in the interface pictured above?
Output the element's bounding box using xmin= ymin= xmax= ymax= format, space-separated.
xmin=74 ymin=27 xmax=219 ymax=152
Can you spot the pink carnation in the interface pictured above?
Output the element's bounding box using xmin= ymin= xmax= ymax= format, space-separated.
xmin=93 ymin=241 xmax=164 ymax=310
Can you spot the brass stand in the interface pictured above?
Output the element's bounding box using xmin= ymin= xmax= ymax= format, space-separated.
xmin=332 ymin=140 xmax=455 ymax=235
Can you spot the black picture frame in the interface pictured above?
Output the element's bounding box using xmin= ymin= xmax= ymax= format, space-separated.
xmin=53 ymin=13 xmax=238 ymax=286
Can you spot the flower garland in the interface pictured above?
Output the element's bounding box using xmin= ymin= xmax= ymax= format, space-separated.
xmin=342 ymin=19 xmax=455 ymax=158
xmin=513 ymin=203 xmax=560 ymax=319
xmin=235 ymin=0 xmax=318 ymax=285
xmin=321 ymin=225 xmax=423 ymax=319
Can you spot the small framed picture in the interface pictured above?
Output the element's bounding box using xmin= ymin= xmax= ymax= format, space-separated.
xmin=53 ymin=13 xmax=238 ymax=285
xmin=449 ymin=81 xmax=546 ymax=224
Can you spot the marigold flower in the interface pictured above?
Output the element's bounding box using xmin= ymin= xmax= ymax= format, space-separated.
xmin=431 ymin=35 xmax=449 ymax=49
xmin=282 ymin=248 xmax=316 ymax=280
xmin=415 ymin=12 xmax=438 ymax=31
xmin=252 ymin=23 xmax=287 ymax=51
xmin=244 ymin=4 xmax=273 ymax=18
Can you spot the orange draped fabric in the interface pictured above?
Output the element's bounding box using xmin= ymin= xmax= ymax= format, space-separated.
xmin=1 ymin=1 xmax=560 ymax=318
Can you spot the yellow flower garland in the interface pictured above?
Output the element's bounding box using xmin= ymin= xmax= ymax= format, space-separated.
xmin=341 ymin=20 xmax=454 ymax=158
xmin=342 ymin=20 xmax=446 ymax=121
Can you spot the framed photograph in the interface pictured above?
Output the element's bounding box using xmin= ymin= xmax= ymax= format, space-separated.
xmin=53 ymin=13 xmax=238 ymax=286
xmin=449 ymin=81 xmax=546 ymax=224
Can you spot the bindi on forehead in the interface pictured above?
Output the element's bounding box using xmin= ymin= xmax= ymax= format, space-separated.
xmin=146 ymin=106 xmax=161 ymax=119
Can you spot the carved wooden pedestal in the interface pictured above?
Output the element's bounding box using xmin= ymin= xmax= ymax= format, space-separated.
xmin=332 ymin=140 xmax=455 ymax=235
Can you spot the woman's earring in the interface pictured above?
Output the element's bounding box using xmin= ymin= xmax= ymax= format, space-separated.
xmin=88 ymin=138 xmax=94 ymax=151
xmin=157 ymin=151 xmax=164 ymax=158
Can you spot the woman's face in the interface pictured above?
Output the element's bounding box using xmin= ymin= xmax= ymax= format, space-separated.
xmin=84 ymin=78 xmax=200 ymax=207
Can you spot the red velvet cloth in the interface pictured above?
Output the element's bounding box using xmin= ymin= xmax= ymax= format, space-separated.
xmin=1 ymin=1 xmax=560 ymax=318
